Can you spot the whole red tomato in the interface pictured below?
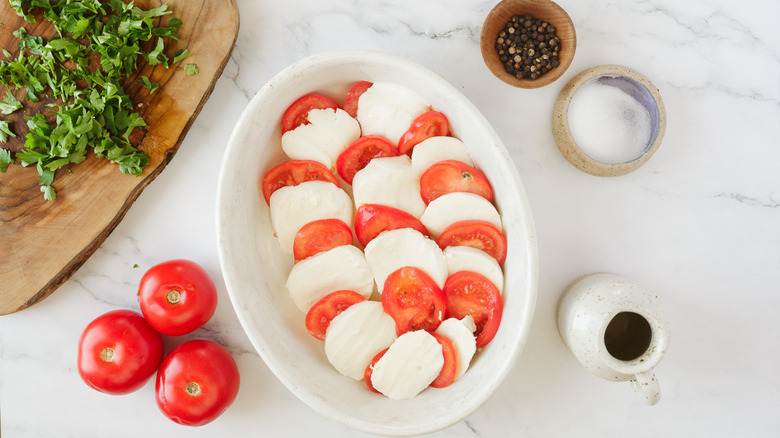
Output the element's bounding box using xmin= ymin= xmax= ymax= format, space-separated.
xmin=77 ymin=309 xmax=164 ymax=395
xmin=155 ymin=340 xmax=240 ymax=426
xmin=138 ymin=259 xmax=218 ymax=336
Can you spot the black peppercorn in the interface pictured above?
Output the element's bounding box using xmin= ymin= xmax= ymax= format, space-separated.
xmin=494 ymin=13 xmax=562 ymax=81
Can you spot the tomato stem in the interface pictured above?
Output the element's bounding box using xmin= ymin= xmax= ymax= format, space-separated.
xmin=99 ymin=347 xmax=115 ymax=363
xmin=166 ymin=289 xmax=182 ymax=304
xmin=185 ymin=381 xmax=201 ymax=397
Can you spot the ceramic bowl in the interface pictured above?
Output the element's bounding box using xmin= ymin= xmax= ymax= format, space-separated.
xmin=216 ymin=50 xmax=538 ymax=436
xmin=552 ymin=64 xmax=667 ymax=177
xmin=480 ymin=0 xmax=576 ymax=88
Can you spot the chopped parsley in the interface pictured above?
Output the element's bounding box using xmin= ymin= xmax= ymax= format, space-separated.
xmin=173 ymin=48 xmax=189 ymax=63
xmin=184 ymin=63 xmax=198 ymax=76
xmin=0 ymin=147 xmax=11 ymax=171
xmin=0 ymin=120 xmax=15 ymax=142
xmin=0 ymin=90 xmax=22 ymax=114
xmin=137 ymin=75 xmax=159 ymax=94
xmin=0 ymin=0 xmax=192 ymax=200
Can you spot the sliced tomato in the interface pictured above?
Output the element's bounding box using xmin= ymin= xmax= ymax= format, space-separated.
xmin=381 ymin=266 xmax=447 ymax=334
xmin=437 ymin=220 xmax=507 ymax=265
xmin=293 ymin=219 xmax=354 ymax=262
xmin=429 ymin=333 xmax=457 ymax=388
xmin=397 ymin=111 xmax=450 ymax=155
xmin=260 ymin=160 xmax=339 ymax=204
xmin=336 ymin=135 xmax=398 ymax=184
xmin=305 ymin=290 xmax=366 ymax=341
xmin=354 ymin=204 xmax=429 ymax=247
xmin=343 ymin=81 xmax=373 ymax=118
xmin=443 ymin=271 xmax=502 ymax=348
xmin=364 ymin=347 xmax=388 ymax=394
xmin=281 ymin=94 xmax=339 ymax=133
xmin=420 ymin=160 xmax=494 ymax=205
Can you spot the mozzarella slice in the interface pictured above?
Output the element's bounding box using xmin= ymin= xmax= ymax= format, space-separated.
xmin=324 ymin=300 xmax=397 ymax=381
xmin=443 ymin=246 xmax=504 ymax=295
xmin=420 ymin=192 xmax=502 ymax=238
xmin=435 ymin=317 xmax=477 ymax=381
xmin=269 ymin=181 xmax=353 ymax=254
xmin=281 ymin=108 xmax=361 ymax=169
xmin=352 ymin=155 xmax=426 ymax=218
xmin=410 ymin=136 xmax=474 ymax=175
xmin=286 ymin=245 xmax=374 ymax=312
xmin=364 ymin=228 xmax=447 ymax=295
xmin=356 ymin=82 xmax=430 ymax=145
xmin=371 ymin=330 xmax=444 ymax=399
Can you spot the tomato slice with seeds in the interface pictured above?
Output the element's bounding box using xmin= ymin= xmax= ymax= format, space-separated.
xmin=437 ymin=220 xmax=507 ymax=265
xmin=293 ymin=219 xmax=354 ymax=262
xmin=420 ymin=160 xmax=494 ymax=205
xmin=381 ymin=266 xmax=447 ymax=335
xmin=443 ymin=271 xmax=503 ymax=348
xmin=429 ymin=333 xmax=457 ymax=388
xmin=260 ymin=160 xmax=339 ymax=204
xmin=305 ymin=290 xmax=366 ymax=341
xmin=364 ymin=347 xmax=388 ymax=393
xmin=281 ymin=94 xmax=340 ymax=133
xmin=344 ymin=81 xmax=373 ymax=118
xmin=354 ymin=204 xmax=430 ymax=247
xmin=336 ymin=135 xmax=399 ymax=184
xmin=397 ymin=111 xmax=450 ymax=155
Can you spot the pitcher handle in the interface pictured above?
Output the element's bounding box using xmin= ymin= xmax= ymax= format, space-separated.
xmin=630 ymin=371 xmax=661 ymax=405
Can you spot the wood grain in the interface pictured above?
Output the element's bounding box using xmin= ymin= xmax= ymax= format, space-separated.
xmin=0 ymin=0 xmax=239 ymax=315
xmin=480 ymin=0 xmax=576 ymax=89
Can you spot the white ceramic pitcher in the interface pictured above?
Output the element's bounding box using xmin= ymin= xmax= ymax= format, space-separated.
xmin=557 ymin=273 xmax=670 ymax=405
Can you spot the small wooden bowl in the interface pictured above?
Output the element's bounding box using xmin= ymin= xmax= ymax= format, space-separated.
xmin=480 ymin=0 xmax=576 ymax=89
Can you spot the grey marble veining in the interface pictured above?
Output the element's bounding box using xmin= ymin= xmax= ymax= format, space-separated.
xmin=2 ymin=0 xmax=779 ymax=436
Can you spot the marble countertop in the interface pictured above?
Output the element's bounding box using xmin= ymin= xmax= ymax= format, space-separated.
xmin=2 ymin=0 xmax=778 ymax=436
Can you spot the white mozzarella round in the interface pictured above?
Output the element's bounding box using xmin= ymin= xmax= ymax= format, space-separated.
xmin=324 ymin=300 xmax=397 ymax=381
xmin=364 ymin=228 xmax=447 ymax=295
xmin=435 ymin=317 xmax=477 ymax=381
xmin=351 ymin=155 xmax=426 ymax=218
xmin=443 ymin=246 xmax=504 ymax=295
xmin=285 ymin=245 xmax=374 ymax=312
xmin=281 ymin=108 xmax=361 ymax=169
xmin=269 ymin=180 xmax=353 ymax=254
xmin=356 ymin=82 xmax=430 ymax=145
xmin=419 ymin=192 xmax=502 ymax=239
xmin=371 ymin=330 xmax=444 ymax=400
xmin=410 ymin=136 xmax=474 ymax=175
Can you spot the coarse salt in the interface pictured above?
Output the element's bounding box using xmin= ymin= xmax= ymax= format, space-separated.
xmin=567 ymin=78 xmax=652 ymax=164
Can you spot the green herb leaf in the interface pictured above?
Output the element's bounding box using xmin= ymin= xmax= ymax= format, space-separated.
xmin=0 ymin=148 xmax=12 ymax=172
xmin=136 ymin=75 xmax=159 ymax=94
xmin=0 ymin=120 xmax=16 ymax=142
xmin=173 ymin=48 xmax=189 ymax=63
xmin=0 ymin=91 xmax=22 ymax=114
xmin=41 ymin=184 xmax=56 ymax=201
xmin=38 ymin=167 xmax=54 ymax=186
xmin=184 ymin=63 xmax=199 ymax=76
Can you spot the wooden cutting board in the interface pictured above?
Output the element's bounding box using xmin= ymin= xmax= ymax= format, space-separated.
xmin=0 ymin=0 xmax=239 ymax=315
